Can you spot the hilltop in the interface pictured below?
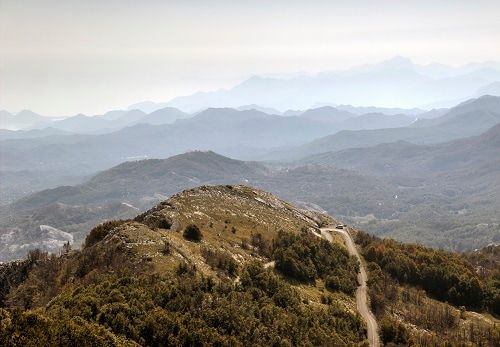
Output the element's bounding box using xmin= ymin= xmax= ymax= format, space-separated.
xmin=0 ymin=185 xmax=368 ymax=346
xmin=0 ymin=152 xmax=391 ymax=262
xmin=0 ymin=185 xmax=498 ymax=346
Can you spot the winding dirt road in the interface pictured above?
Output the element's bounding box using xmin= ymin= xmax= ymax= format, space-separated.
xmin=321 ymin=228 xmax=380 ymax=347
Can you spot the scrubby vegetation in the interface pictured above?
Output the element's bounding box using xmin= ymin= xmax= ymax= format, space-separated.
xmin=272 ymin=229 xmax=359 ymax=295
xmin=249 ymin=232 xmax=273 ymax=258
xmin=355 ymin=230 xmax=500 ymax=346
xmin=84 ymin=220 xmax=127 ymax=248
xmin=4 ymin=182 xmax=498 ymax=346
xmin=379 ymin=317 xmax=409 ymax=346
xmin=0 ymin=250 xmax=45 ymax=306
xmin=0 ymin=181 xmax=369 ymax=347
xmin=134 ymin=211 xmax=172 ymax=230
xmin=0 ymin=257 xmax=366 ymax=346
xmin=183 ymin=223 xmax=203 ymax=242
xmin=200 ymin=248 xmax=239 ymax=277
xmin=356 ymin=231 xmax=500 ymax=315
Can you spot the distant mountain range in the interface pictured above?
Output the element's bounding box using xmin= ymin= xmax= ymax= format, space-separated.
xmin=0 ymin=110 xmax=52 ymax=130
xmin=2 ymin=118 xmax=499 ymax=261
xmin=0 ymin=107 xmax=191 ymax=134
xmin=1 ymin=102 xmax=427 ymax=135
xmin=302 ymin=121 xmax=500 ymax=180
xmin=1 ymin=95 xmax=499 ymax=259
xmin=266 ymin=95 xmax=500 ymax=160
xmin=162 ymin=57 xmax=500 ymax=112
xmin=0 ymin=106 xmax=419 ymax=174
xmin=1 ymin=96 xmax=499 ymax=203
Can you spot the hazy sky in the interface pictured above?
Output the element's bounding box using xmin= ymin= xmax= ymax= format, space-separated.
xmin=1 ymin=0 xmax=500 ymax=116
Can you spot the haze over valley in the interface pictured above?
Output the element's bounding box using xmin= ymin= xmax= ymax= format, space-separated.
xmin=1 ymin=1 xmax=499 ymax=346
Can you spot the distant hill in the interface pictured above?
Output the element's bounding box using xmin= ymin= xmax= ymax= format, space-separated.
xmin=334 ymin=104 xmax=426 ymax=116
xmin=0 ymin=108 xmax=340 ymax=175
xmin=1 ymin=107 xmax=189 ymax=135
xmin=46 ymin=110 xmax=146 ymax=134
xmin=337 ymin=113 xmax=415 ymax=130
xmin=0 ymin=110 xmax=50 ymax=130
xmin=297 ymin=106 xmax=415 ymax=129
xmin=127 ymin=100 xmax=170 ymax=113
xmin=136 ymin=107 xmax=189 ymax=125
xmin=475 ymin=81 xmax=500 ymax=97
xmin=0 ymin=127 xmax=71 ymax=140
xmin=11 ymin=151 xmax=270 ymax=212
xmin=302 ymin=122 xmax=500 ymax=177
xmin=237 ymin=104 xmax=281 ymax=114
xmin=298 ymin=106 xmax=355 ymax=123
xmin=268 ymin=95 xmax=500 ymax=160
xmin=410 ymin=95 xmax=500 ymax=128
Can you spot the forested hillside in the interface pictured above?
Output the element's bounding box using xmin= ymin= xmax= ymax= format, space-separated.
xmin=0 ymin=186 xmax=498 ymax=346
xmin=354 ymin=230 xmax=500 ymax=346
xmin=0 ymin=186 xmax=368 ymax=346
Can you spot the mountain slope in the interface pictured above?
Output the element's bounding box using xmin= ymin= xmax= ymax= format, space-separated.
xmin=0 ymin=185 xmax=370 ymax=346
xmin=0 ymin=108 xmax=340 ymax=174
xmin=269 ymin=95 xmax=500 ymax=160
xmin=0 ymin=110 xmax=50 ymax=130
xmin=0 ymin=185 xmax=497 ymax=346
xmin=0 ymin=127 xmax=72 ymax=140
xmin=303 ymin=122 xmax=500 ymax=177
xmin=3 ymin=133 xmax=500 ymax=262
xmin=136 ymin=107 xmax=189 ymax=125
xmin=0 ymin=152 xmax=392 ymax=262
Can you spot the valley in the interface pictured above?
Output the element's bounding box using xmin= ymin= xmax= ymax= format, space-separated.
xmin=2 ymin=112 xmax=499 ymax=262
xmin=2 ymin=16 xmax=500 ymax=344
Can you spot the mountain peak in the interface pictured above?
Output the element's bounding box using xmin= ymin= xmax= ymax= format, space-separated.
xmin=376 ymin=56 xmax=416 ymax=70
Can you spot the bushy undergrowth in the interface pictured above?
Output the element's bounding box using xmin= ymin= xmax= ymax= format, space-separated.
xmin=273 ymin=229 xmax=359 ymax=295
xmin=0 ymin=262 xmax=366 ymax=346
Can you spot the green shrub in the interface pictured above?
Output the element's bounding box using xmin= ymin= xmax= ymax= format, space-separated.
xmin=201 ymin=248 xmax=238 ymax=277
xmin=84 ymin=220 xmax=126 ymax=248
xmin=380 ymin=318 xmax=409 ymax=346
xmin=357 ymin=230 xmax=494 ymax=312
xmin=161 ymin=241 xmax=171 ymax=255
xmin=183 ymin=224 xmax=202 ymax=242
xmin=272 ymin=230 xmax=359 ymax=294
